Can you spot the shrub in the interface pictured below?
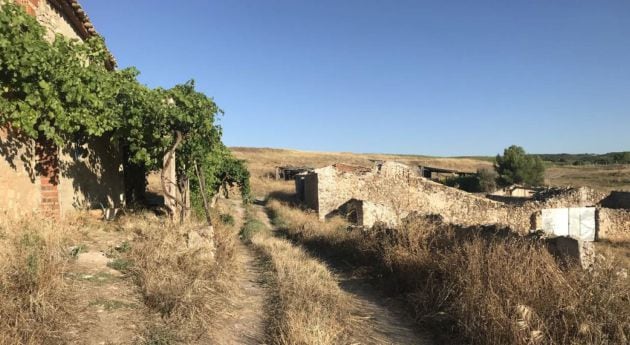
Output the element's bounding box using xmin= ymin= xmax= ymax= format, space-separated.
xmin=219 ymin=213 xmax=235 ymax=226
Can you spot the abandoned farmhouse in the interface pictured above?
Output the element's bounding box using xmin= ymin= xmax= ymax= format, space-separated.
xmin=0 ymin=0 xmax=125 ymax=217
xmin=295 ymin=161 xmax=630 ymax=244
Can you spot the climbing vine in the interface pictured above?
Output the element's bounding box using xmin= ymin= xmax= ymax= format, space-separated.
xmin=0 ymin=4 xmax=251 ymax=217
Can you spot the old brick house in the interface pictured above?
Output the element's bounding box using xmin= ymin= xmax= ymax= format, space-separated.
xmin=0 ymin=0 xmax=125 ymax=217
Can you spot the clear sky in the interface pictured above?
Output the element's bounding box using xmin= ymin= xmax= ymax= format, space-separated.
xmin=81 ymin=0 xmax=630 ymax=156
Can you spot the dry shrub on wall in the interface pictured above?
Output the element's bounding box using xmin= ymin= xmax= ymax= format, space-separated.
xmin=0 ymin=216 xmax=77 ymax=345
xmin=122 ymin=214 xmax=240 ymax=340
xmin=268 ymin=200 xmax=630 ymax=345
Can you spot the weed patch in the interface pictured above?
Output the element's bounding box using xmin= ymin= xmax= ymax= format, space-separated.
xmin=107 ymin=258 xmax=132 ymax=272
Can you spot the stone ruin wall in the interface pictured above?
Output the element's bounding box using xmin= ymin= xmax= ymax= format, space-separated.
xmin=314 ymin=162 xmax=532 ymax=233
xmin=312 ymin=162 xmax=627 ymax=238
xmin=598 ymin=208 xmax=630 ymax=242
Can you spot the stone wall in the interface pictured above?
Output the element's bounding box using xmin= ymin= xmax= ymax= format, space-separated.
xmin=0 ymin=127 xmax=40 ymax=217
xmin=35 ymin=0 xmax=81 ymax=41
xmin=57 ymin=137 xmax=125 ymax=215
xmin=303 ymin=162 xmax=612 ymax=234
xmin=598 ymin=208 xmax=630 ymax=242
xmin=305 ymin=162 xmax=530 ymax=232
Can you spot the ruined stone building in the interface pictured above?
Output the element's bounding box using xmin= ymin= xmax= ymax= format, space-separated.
xmin=296 ymin=161 xmax=630 ymax=242
xmin=0 ymin=0 xmax=125 ymax=217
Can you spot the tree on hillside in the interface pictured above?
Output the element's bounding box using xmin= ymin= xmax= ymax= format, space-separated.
xmin=494 ymin=145 xmax=545 ymax=187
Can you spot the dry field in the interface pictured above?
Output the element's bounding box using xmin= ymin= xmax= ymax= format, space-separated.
xmin=231 ymin=147 xmax=630 ymax=195
xmin=546 ymin=164 xmax=630 ymax=192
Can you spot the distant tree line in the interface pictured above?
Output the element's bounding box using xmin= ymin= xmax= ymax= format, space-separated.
xmin=537 ymin=152 xmax=630 ymax=166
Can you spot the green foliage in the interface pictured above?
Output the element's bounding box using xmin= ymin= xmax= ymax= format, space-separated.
xmin=0 ymin=4 xmax=124 ymax=144
xmin=0 ymin=5 xmax=251 ymax=207
xmin=107 ymin=258 xmax=132 ymax=272
xmin=538 ymin=151 xmax=630 ymax=166
xmin=495 ymin=145 xmax=545 ymax=187
xmin=219 ymin=213 xmax=235 ymax=226
xmin=191 ymin=144 xmax=252 ymax=219
xmin=444 ymin=175 xmax=481 ymax=192
xmin=444 ymin=168 xmax=498 ymax=193
xmin=240 ymin=218 xmax=266 ymax=243
xmin=477 ymin=168 xmax=498 ymax=192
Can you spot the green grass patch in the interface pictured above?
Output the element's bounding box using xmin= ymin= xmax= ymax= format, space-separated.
xmin=240 ymin=218 xmax=267 ymax=242
xmin=219 ymin=213 xmax=235 ymax=226
xmin=107 ymin=258 xmax=132 ymax=272
xmin=77 ymin=271 xmax=118 ymax=284
xmin=141 ymin=326 xmax=178 ymax=345
xmin=89 ymin=298 xmax=136 ymax=311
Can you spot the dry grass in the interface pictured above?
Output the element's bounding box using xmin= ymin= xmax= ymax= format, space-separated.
xmin=120 ymin=213 xmax=241 ymax=343
xmin=0 ymin=215 xmax=87 ymax=345
xmin=546 ymin=164 xmax=630 ymax=192
xmin=245 ymin=207 xmax=354 ymax=345
xmin=267 ymin=200 xmax=630 ymax=345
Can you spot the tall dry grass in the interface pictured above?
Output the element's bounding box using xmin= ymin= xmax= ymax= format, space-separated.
xmin=267 ymin=200 xmax=630 ymax=345
xmin=245 ymin=207 xmax=354 ymax=345
xmin=121 ymin=213 xmax=240 ymax=342
xmin=0 ymin=215 xmax=82 ymax=345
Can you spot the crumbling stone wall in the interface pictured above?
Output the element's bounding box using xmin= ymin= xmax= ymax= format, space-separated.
xmin=306 ymin=162 xmax=528 ymax=232
xmin=598 ymin=208 xmax=630 ymax=241
xmin=304 ymin=162 xmax=611 ymax=234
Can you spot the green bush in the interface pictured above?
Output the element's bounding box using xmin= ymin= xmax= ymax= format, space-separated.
xmin=495 ymin=145 xmax=545 ymax=187
xmin=219 ymin=213 xmax=235 ymax=226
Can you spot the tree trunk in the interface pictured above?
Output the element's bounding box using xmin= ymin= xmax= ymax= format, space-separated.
xmin=194 ymin=160 xmax=216 ymax=252
xmin=161 ymin=131 xmax=183 ymax=222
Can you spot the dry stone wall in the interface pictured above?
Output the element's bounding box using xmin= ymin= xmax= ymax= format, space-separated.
xmin=598 ymin=208 xmax=630 ymax=241
xmin=305 ymin=162 xmax=618 ymax=235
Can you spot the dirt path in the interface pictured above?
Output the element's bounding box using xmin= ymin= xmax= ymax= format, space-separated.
xmin=210 ymin=199 xmax=268 ymax=345
xmin=341 ymin=271 xmax=434 ymax=345
xmin=63 ymin=225 xmax=152 ymax=345
xmin=252 ymin=202 xmax=434 ymax=345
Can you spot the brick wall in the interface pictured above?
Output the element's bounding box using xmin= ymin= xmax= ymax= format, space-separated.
xmin=13 ymin=0 xmax=40 ymax=15
xmin=36 ymin=139 xmax=59 ymax=216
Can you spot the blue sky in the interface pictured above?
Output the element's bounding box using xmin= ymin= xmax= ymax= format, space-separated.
xmin=81 ymin=0 xmax=630 ymax=156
